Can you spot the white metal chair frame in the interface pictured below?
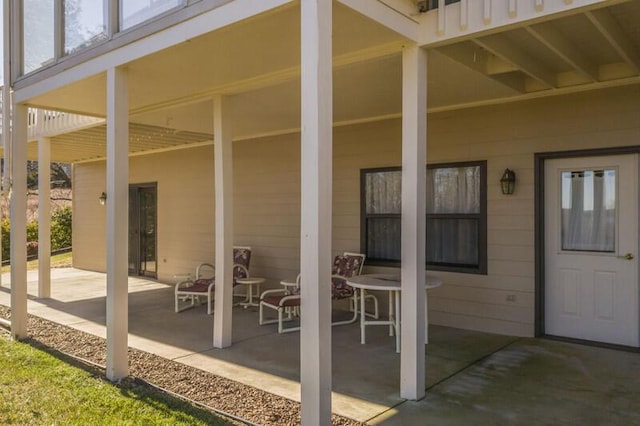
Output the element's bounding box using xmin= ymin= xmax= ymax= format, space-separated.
xmin=174 ymin=246 xmax=251 ymax=314
xmin=259 ymin=274 xmax=302 ymax=333
xmin=174 ymin=262 xmax=216 ymax=314
xmin=258 ymin=252 xmax=379 ymax=333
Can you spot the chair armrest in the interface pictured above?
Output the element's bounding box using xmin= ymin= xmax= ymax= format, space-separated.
xmin=175 ymin=279 xmax=194 ymax=291
xmin=278 ymin=293 xmax=301 ymax=307
xmin=260 ymin=288 xmax=288 ymax=300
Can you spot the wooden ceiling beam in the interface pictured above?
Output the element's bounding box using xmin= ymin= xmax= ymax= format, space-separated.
xmin=437 ymin=43 xmax=525 ymax=92
xmin=473 ymin=33 xmax=557 ymax=88
xmin=586 ymin=8 xmax=640 ymax=74
xmin=525 ymin=23 xmax=599 ymax=82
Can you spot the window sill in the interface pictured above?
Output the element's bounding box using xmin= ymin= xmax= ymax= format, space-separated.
xmin=365 ymin=259 xmax=486 ymax=275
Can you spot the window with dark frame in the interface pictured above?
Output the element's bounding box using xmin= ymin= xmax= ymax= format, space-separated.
xmin=360 ymin=161 xmax=487 ymax=274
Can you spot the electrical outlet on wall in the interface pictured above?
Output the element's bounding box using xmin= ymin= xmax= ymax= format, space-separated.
xmin=506 ymin=294 xmax=517 ymax=302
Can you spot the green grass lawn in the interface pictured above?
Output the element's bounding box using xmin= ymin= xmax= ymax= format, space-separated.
xmin=1 ymin=251 xmax=73 ymax=273
xmin=0 ymin=333 xmax=231 ymax=425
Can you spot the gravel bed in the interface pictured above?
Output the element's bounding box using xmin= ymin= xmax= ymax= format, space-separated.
xmin=0 ymin=305 xmax=363 ymax=426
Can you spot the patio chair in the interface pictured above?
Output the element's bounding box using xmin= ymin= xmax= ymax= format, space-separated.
xmin=258 ymin=252 xmax=378 ymax=333
xmin=331 ymin=252 xmax=378 ymax=326
xmin=174 ymin=246 xmax=251 ymax=314
xmin=259 ymin=274 xmax=302 ymax=333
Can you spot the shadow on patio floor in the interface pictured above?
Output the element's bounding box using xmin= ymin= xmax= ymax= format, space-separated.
xmin=2 ymin=268 xmax=639 ymax=424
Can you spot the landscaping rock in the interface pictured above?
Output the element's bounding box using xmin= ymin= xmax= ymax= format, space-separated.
xmin=0 ymin=305 xmax=362 ymax=426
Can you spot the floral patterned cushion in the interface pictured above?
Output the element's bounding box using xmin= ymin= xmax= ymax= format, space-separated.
xmin=233 ymin=248 xmax=251 ymax=268
xmin=232 ymin=247 xmax=251 ymax=283
xmin=331 ymin=255 xmax=363 ymax=278
xmin=331 ymin=276 xmax=354 ymax=299
xmin=330 ymin=254 xmax=364 ymax=300
xmin=233 ymin=265 xmax=249 ymax=280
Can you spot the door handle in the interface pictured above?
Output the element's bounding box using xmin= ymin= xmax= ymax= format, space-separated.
xmin=617 ymin=253 xmax=634 ymax=260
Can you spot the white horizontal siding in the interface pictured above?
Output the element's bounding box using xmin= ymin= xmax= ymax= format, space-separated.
xmin=72 ymin=84 xmax=640 ymax=337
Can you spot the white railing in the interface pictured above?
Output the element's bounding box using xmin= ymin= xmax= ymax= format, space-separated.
xmin=0 ymin=89 xmax=104 ymax=141
xmin=28 ymin=110 xmax=104 ymax=140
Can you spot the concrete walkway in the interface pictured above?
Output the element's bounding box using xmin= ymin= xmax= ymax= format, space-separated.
xmin=1 ymin=268 xmax=639 ymax=424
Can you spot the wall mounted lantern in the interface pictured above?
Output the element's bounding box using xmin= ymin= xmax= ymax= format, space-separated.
xmin=99 ymin=192 xmax=107 ymax=205
xmin=500 ymin=169 xmax=516 ymax=195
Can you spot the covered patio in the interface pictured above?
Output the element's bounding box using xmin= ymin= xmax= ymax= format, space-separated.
xmin=5 ymin=1 xmax=640 ymax=423
xmin=1 ymin=268 xmax=639 ymax=424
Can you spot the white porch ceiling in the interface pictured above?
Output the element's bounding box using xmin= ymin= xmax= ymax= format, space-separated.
xmin=26 ymin=123 xmax=213 ymax=163
xmin=20 ymin=0 xmax=640 ymax=163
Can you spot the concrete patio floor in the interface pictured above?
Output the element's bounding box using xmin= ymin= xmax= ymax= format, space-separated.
xmin=1 ymin=268 xmax=639 ymax=425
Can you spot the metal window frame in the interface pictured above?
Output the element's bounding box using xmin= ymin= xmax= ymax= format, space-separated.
xmin=16 ymin=0 xmax=200 ymax=80
xmin=360 ymin=160 xmax=487 ymax=274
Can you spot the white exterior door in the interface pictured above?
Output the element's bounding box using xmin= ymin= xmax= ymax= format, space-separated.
xmin=545 ymin=154 xmax=639 ymax=347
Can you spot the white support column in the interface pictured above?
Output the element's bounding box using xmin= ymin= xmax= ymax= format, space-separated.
xmin=10 ymin=104 xmax=28 ymax=340
xmin=0 ymin=88 xmax=7 ymax=289
xmin=105 ymin=67 xmax=129 ymax=381
xmin=2 ymin=0 xmax=13 ymax=287
xmin=400 ymin=44 xmax=427 ymax=400
xmin=38 ymin=136 xmax=51 ymax=298
xmin=213 ymin=95 xmax=234 ymax=348
xmin=300 ymin=0 xmax=333 ymax=424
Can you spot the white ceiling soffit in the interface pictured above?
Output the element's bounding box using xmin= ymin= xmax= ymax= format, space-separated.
xmin=16 ymin=1 xmax=640 ymax=164
xmin=21 ymin=122 xmax=213 ymax=163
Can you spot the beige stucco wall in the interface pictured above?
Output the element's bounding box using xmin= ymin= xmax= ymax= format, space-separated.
xmin=72 ymin=84 xmax=640 ymax=337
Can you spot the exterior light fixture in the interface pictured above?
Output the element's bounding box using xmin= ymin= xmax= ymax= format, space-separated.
xmin=500 ymin=169 xmax=516 ymax=195
xmin=99 ymin=192 xmax=107 ymax=205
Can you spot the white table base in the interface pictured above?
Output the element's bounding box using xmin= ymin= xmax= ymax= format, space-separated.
xmin=349 ymin=274 xmax=442 ymax=353
xmin=235 ymin=277 xmax=265 ymax=308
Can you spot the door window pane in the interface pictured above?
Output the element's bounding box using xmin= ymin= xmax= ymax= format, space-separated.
xmin=64 ymin=0 xmax=107 ymax=54
xmin=561 ymin=169 xmax=616 ymax=252
xmin=120 ymin=0 xmax=184 ymax=30
xmin=23 ymin=0 xmax=55 ymax=74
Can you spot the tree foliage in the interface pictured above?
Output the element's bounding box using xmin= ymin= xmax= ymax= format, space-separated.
xmin=1 ymin=206 xmax=72 ymax=261
xmin=27 ymin=161 xmax=72 ymax=190
xmin=51 ymin=207 xmax=73 ymax=250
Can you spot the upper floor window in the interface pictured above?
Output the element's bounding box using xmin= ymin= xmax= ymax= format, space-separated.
xmin=361 ymin=161 xmax=487 ymax=274
xmin=23 ymin=0 xmax=55 ymax=74
xmin=120 ymin=0 xmax=185 ymax=30
xmin=65 ymin=0 xmax=107 ymax=55
xmin=21 ymin=0 xmax=187 ymax=76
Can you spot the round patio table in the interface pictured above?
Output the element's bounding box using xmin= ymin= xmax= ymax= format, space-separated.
xmin=347 ymin=273 xmax=443 ymax=353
